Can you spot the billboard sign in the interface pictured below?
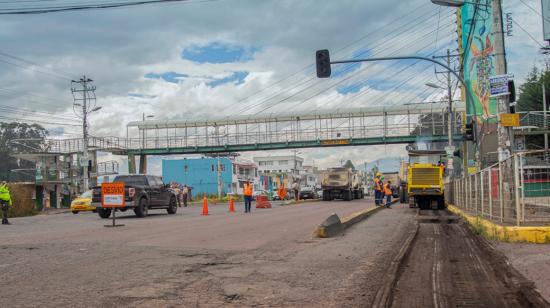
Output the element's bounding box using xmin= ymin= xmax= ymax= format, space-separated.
xmin=489 ymin=74 xmax=511 ymax=97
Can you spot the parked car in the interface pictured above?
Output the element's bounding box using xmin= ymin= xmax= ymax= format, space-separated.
xmin=91 ymin=175 xmax=179 ymax=218
xmin=70 ymin=190 xmax=96 ymax=214
xmin=299 ymin=187 xmax=318 ymax=200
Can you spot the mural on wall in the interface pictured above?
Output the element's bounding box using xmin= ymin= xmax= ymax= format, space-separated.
xmin=460 ymin=1 xmax=497 ymax=121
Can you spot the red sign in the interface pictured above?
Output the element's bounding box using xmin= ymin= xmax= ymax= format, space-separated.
xmin=101 ymin=182 xmax=125 ymax=208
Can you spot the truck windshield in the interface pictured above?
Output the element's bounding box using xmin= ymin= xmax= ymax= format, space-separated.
xmin=113 ymin=176 xmax=147 ymax=186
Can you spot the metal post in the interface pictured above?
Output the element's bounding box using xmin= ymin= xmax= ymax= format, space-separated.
xmin=480 ymin=170 xmax=485 ymax=217
xmin=488 ymin=167 xmax=493 ymax=220
xmin=498 ymin=161 xmax=504 ymax=223
xmin=447 ymin=48 xmax=453 ymax=150
xmin=513 ymin=154 xmax=521 ymax=226
xmin=544 ymin=83 xmax=548 ymax=149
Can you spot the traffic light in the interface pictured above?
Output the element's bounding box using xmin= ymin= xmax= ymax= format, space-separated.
xmin=508 ymin=80 xmax=516 ymax=103
xmin=464 ymin=122 xmax=475 ymax=141
xmin=316 ymin=49 xmax=331 ymax=78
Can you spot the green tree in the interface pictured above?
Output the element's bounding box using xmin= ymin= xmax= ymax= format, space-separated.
xmin=343 ymin=160 xmax=355 ymax=170
xmin=516 ymin=66 xmax=550 ymax=149
xmin=0 ymin=122 xmax=48 ymax=181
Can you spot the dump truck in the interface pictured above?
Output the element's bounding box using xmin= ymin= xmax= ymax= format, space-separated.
xmin=398 ymin=161 xmax=409 ymax=203
xmin=407 ymin=160 xmax=445 ymax=210
xmin=322 ymin=168 xmax=355 ymax=201
xmin=352 ymin=171 xmax=365 ymax=199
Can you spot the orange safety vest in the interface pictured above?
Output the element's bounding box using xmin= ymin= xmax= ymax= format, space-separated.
xmin=383 ymin=183 xmax=392 ymax=196
xmin=374 ymin=178 xmax=382 ymax=191
xmin=243 ymin=183 xmax=253 ymax=196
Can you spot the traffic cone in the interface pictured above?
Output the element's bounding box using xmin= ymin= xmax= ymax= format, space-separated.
xmin=229 ymin=196 xmax=235 ymax=213
xmin=202 ymin=195 xmax=209 ymax=216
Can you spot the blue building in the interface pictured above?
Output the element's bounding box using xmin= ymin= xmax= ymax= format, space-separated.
xmin=162 ymin=157 xmax=233 ymax=196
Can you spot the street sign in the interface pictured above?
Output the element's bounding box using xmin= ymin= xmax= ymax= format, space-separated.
xmin=500 ymin=113 xmax=520 ymax=127
xmin=489 ymin=74 xmax=513 ymax=97
xmin=101 ymin=182 xmax=125 ymax=208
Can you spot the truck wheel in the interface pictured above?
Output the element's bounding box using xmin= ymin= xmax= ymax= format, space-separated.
xmin=98 ymin=208 xmax=111 ymax=219
xmin=134 ymin=198 xmax=148 ymax=218
xmin=344 ymin=190 xmax=352 ymax=201
xmin=167 ymin=196 xmax=177 ymax=214
xmin=72 ymin=210 xmax=79 ymax=214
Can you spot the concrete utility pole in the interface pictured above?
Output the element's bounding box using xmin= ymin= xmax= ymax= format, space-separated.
xmin=71 ymin=76 xmax=98 ymax=191
xmin=492 ymin=0 xmax=513 ymax=161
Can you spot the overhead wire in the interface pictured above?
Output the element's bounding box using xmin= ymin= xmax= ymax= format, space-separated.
xmin=256 ymin=17 xmax=457 ymax=115
xmin=246 ymin=10 xmax=456 ymax=116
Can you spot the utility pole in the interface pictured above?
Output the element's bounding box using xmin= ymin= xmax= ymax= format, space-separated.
xmin=492 ymin=0 xmax=513 ymax=161
xmin=71 ymin=76 xmax=98 ymax=192
xmin=544 ymin=83 xmax=548 ymax=150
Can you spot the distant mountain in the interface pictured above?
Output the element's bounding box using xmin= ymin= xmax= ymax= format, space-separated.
xmin=361 ymin=156 xmax=404 ymax=173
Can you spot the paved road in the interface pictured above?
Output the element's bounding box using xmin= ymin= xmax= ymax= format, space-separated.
xmin=0 ymin=198 xmax=418 ymax=307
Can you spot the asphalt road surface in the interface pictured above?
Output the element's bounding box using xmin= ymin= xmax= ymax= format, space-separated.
xmin=1 ymin=200 xmax=547 ymax=307
xmin=0 ymin=198 xmax=417 ymax=307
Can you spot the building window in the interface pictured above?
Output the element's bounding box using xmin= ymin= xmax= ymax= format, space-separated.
xmin=233 ymin=166 xmax=237 ymax=175
xmin=259 ymin=161 xmax=265 ymax=166
xmin=278 ymin=160 xmax=288 ymax=165
xmin=212 ymin=165 xmax=215 ymax=172
xmin=184 ymin=165 xmax=189 ymax=173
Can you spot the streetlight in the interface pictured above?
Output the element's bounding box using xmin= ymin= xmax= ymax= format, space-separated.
xmin=426 ymin=81 xmax=453 ymax=147
xmin=141 ymin=114 xmax=154 ymax=150
xmin=142 ymin=113 xmax=154 ymax=121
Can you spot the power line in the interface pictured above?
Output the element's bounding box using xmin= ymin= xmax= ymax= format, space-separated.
xmin=0 ymin=0 xmax=216 ymax=14
xmin=223 ymin=1 xmax=440 ymax=115
xmin=237 ymin=9 xmax=455 ymax=116
xmin=512 ymin=19 xmax=545 ymax=48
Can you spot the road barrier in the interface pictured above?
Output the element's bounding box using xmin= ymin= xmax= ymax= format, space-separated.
xmin=315 ymin=205 xmax=387 ymax=238
xmin=255 ymin=195 xmax=272 ymax=209
xmin=229 ymin=196 xmax=235 ymax=213
xmin=446 ymin=150 xmax=550 ymax=226
xmin=202 ymin=195 xmax=209 ymax=216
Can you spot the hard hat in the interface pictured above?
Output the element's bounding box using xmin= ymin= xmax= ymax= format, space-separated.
xmin=376 ymin=172 xmax=381 ymax=176
xmin=380 ymin=176 xmax=385 ymax=180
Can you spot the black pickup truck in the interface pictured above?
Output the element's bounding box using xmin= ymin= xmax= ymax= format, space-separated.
xmin=92 ymin=175 xmax=178 ymax=218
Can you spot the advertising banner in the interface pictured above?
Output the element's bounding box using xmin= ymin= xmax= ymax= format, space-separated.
xmin=460 ymin=1 xmax=497 ymax=121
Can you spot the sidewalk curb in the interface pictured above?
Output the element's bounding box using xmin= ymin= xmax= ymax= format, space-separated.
xmin=315 ymin=205 xmax=386 ymax=238
xmin=448 ymin=205 xmax=550 ymax=244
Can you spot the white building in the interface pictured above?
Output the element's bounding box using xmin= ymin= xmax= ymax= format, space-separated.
xmin=253 ymin=155 xmax=304 ymax=175
xmin=232 ymin=160 xmax=260 ymax=194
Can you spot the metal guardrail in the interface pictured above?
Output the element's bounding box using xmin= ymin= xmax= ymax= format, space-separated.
xmin=445 ymin=150 xmax=550 ymax=226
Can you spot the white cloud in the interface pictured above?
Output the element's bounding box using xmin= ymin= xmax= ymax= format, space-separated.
xmin=0 ymin=0 xmax=545 ymax=172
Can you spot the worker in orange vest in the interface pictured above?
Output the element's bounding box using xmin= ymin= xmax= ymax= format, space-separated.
xmin=374 ymin=173 xmax=383 ymax=206
xmin=383 ymin=180 xmax=393 ymax=208
xmin=243 ymin=181 xmax=253 ymax=213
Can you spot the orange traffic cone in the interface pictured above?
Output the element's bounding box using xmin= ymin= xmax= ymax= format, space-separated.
xmin=229 ymin=196 xmax=235 ymax=213
xmin=202 ymin=195 xmax=209 ymax=216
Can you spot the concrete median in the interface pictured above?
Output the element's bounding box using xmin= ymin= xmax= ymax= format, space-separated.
xmin=315 ymin=206 xmax=385 ymax=238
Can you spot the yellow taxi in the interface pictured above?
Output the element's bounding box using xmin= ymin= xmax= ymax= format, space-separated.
xmin=70 ymin=190 xmax=96 ymax=214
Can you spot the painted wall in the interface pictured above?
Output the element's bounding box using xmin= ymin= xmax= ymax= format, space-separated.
xmin=162 ymin=158 xmax=233 ymax=195
xmin=460 ymin=1 xmax=497 ymax=121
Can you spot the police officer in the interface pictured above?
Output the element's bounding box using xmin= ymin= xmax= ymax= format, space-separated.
xmin=0 ymin=181 xmax=12 ymax=225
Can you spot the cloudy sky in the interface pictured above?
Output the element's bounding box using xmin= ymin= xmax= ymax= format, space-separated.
xmin=0 ymin=0 xmax=547 ymax=174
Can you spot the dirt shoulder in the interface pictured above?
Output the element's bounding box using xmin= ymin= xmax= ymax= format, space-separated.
xmin=495 ymin=242 xmax=550 ymax=303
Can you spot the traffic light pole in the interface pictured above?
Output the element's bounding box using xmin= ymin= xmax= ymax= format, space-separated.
xmin=329 ymin=55 xmax=479 ymax=151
